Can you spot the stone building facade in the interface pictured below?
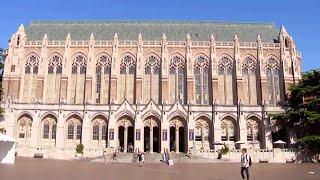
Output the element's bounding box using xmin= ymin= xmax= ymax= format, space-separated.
xmin=0 ymin=21 xmax=301 ymax=155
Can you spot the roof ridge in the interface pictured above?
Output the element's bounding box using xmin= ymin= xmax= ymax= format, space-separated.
xmin=29 ymin=20 xmax=275 ymax=26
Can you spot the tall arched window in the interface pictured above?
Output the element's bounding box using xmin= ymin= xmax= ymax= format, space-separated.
xmin=40 ymin=115 xmax=57 ymax=147
xmin=169 ymin=55 xmax=185 ymax=104
xmin=96 ymin=55 xmax=111 ymax=104
xmin=266 ymin=58 xmax=280 ymax=105
xmin=23 ymin=54 xmax=39 ymax=103
xmin=70 ymin=55 xmax=87 ymax=104
xmin=242 ymin=57 xmax=258 ymax=105
xmin=143 ymin=55 xmax=160 ymax=104
xmin=218 ymin=57 xmax=234 ymax=105
xmin=91 ymin=116 xmax=108 ymax=148
xmin=66 ymin=115 xmax=82 ymax=147
xmin=46 ymin=55 xmax=63 ymax=103
xmin=119 ymin=54 xmax=136 ymax=103
xmin=194 ymin=56 xmax=209 ymax=105
xmin=221 ymin=118 xmax=236 ymax=141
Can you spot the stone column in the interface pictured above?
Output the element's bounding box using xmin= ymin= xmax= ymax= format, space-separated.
xmin=175 ymin=126 xmax=179 ymax=153
xmin=213 ymin=112 xmax=221 ymax=150
xmin=161 ymin=114 xmax=169 ymax=153
xmin=201 ymin=126 xmax=204 ymax=148
xmin=31 ymin=111 xmax=40 ymax=149
xmin=150 ymin=126 xmax=153 ymax=153
xmin=264 ymin=116 xmax=273 ymax=149
xmin=56 ymin=112 xmax=65 ymax=150
xmin=124 ymin=126 xmax=128 ymax=152
xmin=81 ymin=113 xmax=90 ymax=151
xmin=239 ymin=113 xmax=247 ymax=149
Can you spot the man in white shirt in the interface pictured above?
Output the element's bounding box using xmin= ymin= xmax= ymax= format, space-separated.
xmin=240 ymin=148 xmax=251 ymax=180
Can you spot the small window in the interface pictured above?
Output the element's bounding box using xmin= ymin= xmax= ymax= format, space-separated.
xmin=17 ymin=36 xmax=20 ymax=46
xmin=19 ymin=133 xmax=25 ymax=138
xmin=11 ymin=65 xmax=15 ymax=72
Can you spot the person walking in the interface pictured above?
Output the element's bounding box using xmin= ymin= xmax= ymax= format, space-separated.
xmin=141 ymin=152 xmax=145 ymax=166
xmin=138 ymin=151 xmax=142 ymax=166
xmin=240 ymin=148 xmax=251 ymax=180
xmin=102 ymin=150 xmax=107 ymax=164
xmin=112 ymin=150 xmax=118 ymax=163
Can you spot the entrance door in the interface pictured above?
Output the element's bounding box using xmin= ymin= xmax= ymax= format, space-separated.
xmin=118 ymin=126 xmax=124 ymax=152
xmin=170 ymin=127 xmax=175 ymax=152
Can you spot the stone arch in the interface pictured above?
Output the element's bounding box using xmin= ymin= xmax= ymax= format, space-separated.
xmin=246 ymin=115 xmax=265 ymax=148
xmin=71 ymin=52 xmax=88 ymax=60
xmin=120 ymin=52 xmax=136 ymax=60
xmin=65 ymin=114 xmax=83 ymax=148
xmin=241 ymin=54 xmax=257 ymax=64
xmin=90 ymin=113 xmax=109 ymax=122
xmin=117 ymin=115 xmax=135 ymax=152
xmin=143 ymin=115 xmax=161 ymax=153
xmin=194 ymin=113 xmax=212 ymax=123
xmin=40 ymin=114 xmax=57 ymax=147
xmin=16 ymin=114 xmax=33 ymax=146
xmin=40 ymin=111 xmax=58 ymax=122
xmin=143 ymin=115 xmax=161 ymax=127
xmin=194 ymin=115 xmax=212 ymax=149
xmin=16 ymin=111 xmax=33 ymax=121
xmin=194 ymin=53 xmax=210 ymax=61
xmin=169 ymin=52 xmax=185 ymax=62
xmin=95 ymin=52 xmax=112 ymax=62
xmin=217 ymin=53 xmax=234 ymax=62
xmin=65 ymin=112 xmax=83 ymax=120
xmin=114 ymin=110 xmax=135 ymax=122
xmin=117 ymin=115 xmax=134 ymax=127
xmin=144 ymin=52 xmax=161 ymax=61
xmin=25 ymin=52 xmax=40 ymax=63
xmin=141 ymin=101 xmax=162 ymax=120
xmin=169 ymin=115 xmax=188 ymax=153
xmin=91 ymin=115 xmax=108 ymax=149
xmin=220 ymin=115 xmax=239 ymax=142
xmin=47 ymin=52 xmax=63 ymax=71
xmin=265 ymin=54 xmax=280 ymax=63
xmin=167 ymin=110 xmax=188 ymax=122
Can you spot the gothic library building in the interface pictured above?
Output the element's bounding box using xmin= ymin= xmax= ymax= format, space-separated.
xmin=0 ymin=21 xmax=301 ymax=156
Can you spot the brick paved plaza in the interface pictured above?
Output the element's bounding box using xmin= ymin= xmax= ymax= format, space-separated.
xmin=0 ymin=157 xmax=319 ymax=180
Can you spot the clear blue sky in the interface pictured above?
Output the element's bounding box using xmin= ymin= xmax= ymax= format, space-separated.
xmin=1 ymin=0 xmax=319 ymax=71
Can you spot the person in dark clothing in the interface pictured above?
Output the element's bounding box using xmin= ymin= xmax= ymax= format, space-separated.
xmin=240 ymin=148 xmax=251 ymax=180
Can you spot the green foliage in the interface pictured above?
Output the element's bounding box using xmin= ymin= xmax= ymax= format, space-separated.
xmin=220 ymin=144 xmax=229 ymax=155
xmin=76 ymin=143 xmax=84 ymax=154
xmin=0 ymin=58 xmax=3 ymax=117
xmin=272 ymin=70 xmax=320 ymax=159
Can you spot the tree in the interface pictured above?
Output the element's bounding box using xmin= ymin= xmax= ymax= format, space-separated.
xmin=272 ymin=70 xmax=320 ymax=162
xmin=0 ymin=49 xmax=4 ymax=116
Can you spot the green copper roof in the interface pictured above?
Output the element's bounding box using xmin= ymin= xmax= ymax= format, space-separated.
xmin=25 ymin=20 xmax=279 ymax=42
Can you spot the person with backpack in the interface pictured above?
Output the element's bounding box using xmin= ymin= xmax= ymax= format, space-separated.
xmin=240 ymin=148 xmax=251 ymax=180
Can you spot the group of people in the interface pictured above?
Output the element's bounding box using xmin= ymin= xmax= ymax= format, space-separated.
xmin=102 ymin=146 xmax=252 ymax=180
xmin=133 ymin=149 xmax=145 ymax=166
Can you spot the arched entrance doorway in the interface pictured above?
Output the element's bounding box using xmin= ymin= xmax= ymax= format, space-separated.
xmin=143 ymin=116 xmax=161 ymax=153
xmin=117 ymin=116 xmax=134 ymax=153
xmin=169 ymin=116 xmax=187 ymax=153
